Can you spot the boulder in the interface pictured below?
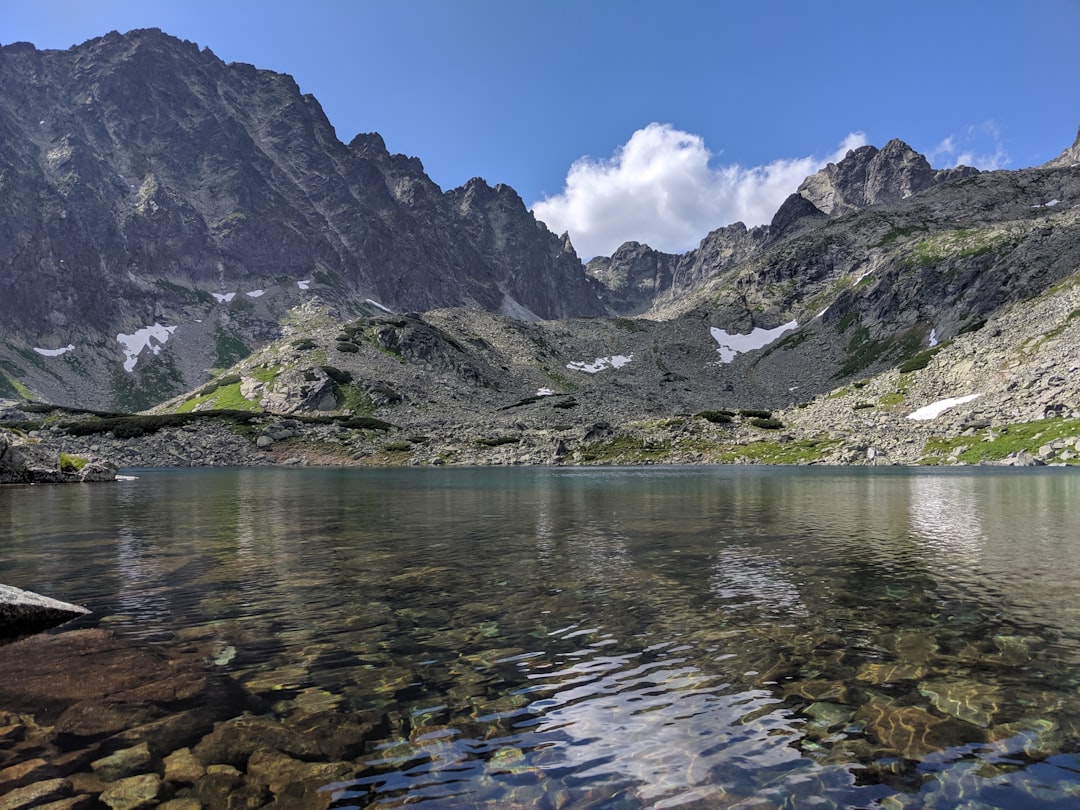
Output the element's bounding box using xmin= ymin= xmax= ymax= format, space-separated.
xmin=0 ymin=431 xmax=116 ymax=484
xmin=0 ymin=584 xmax=90 ymax=640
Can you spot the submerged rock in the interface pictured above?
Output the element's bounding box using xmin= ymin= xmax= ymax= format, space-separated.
xmin=0 ymin=584 xmax=90 ymax=640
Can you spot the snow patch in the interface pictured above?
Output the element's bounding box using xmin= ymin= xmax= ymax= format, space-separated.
xmin=928 ymin=328 xmax=938 ymax=348
xmin=34 ymin=344 xmax=75 ymax=357
xmin=213 ymin=292 xmax=236 ymax=303
xmin=297 ymin=280 xmax=312 ymax=290
xmin=246 ymin=289 xmax=266 ymax=298
xmin=365 ymin=298 xmax=393 ymax=313
xmin=566 ymin=354 xmax=634 ymax=373
xmin=536 ymin=388 xmax=556 ymax=397
xmin=815 ymin=307 xmax=829 ymax=320
xmin=710 ymin=320 xmax=798 ymax=363
xmin=906 ymin=394 xmax=980 ymax=421
xmin=117 ymin=323 xmax=177 ymax=373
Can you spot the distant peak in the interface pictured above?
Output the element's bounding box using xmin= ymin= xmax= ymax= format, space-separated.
xmin=1041 ymin=125 xmax=1080 ymax=168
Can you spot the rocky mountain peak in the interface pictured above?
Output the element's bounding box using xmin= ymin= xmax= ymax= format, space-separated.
xmin=1042 ymin=126 xmax=1080 ymax=168
xmin=797 ymin=138 xmax=977 ymax=216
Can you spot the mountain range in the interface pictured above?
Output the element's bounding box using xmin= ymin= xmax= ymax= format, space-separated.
xmin=1 ymin=28 xmax=1079 ymax=469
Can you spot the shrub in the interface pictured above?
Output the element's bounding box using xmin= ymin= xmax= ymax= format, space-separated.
xmin=291 ymin=338 xmax=318 ymax=351
xmin=477 ymin=435 xmax=520 ymax=447
xmin=695 ymin=411 xmax=733 ymax=424
xmin=750 ymin=417 xmax=784 ymax=430
xmin=739 ymin=409 xmax=772 ymax=419
xmin=897 ymin=347 xmax=942 ymax=374
xmin=320 ymin=365 xmax=353 ymax=385
xmin=382 ymin=441 xmax=413 ymax=452
xmin=59 ymin=452 xmax=88 ymax=472
xmin=335 ymin=341 xmax=360 ymax=353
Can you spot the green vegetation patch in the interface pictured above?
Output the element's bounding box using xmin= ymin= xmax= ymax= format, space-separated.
xmin=897 ymin=346 xmax=944 ymax=374
xmin=909 ymin=227 xmax=1014 ymax=267
xmin=750 ymin=417 xmax=785 ymax=430
xmin=738 ymin=409 xmax=772 ymax=419
xmin=873 ymin=223 xmax=928 ymax=248
xmin=214 ymin=329 xmax=251 ymax=369
xmin=920 ymin=418 xmax=1080 ymax=465
xmin=695 ymin=410 xmax=735 ymax=423
xmin=177 ymin=382 xmax=261 ymax=413
xmin=59 ymin=452 xmax=88 ymax=472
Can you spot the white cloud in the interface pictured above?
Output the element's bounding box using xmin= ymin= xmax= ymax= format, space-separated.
xmin=531 ymin=124 xmax=866 ymax=260
xmin=929 ymin=121 xmax=1009 ymax=171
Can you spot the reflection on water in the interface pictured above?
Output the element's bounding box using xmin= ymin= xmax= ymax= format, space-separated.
xmin=3 ymin=467 xmax=1080 ymax=807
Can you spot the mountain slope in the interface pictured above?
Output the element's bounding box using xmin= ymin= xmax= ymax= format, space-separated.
xmin=0 ymin=29 xmax=604 ymax=409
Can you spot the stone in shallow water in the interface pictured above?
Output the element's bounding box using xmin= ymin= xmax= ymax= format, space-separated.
xmin=0 ymin=778 xmax=73 ymax=809
xmin=163 ymin=747 xmax=205 ymax=785
xmin=856 ymin=661 xmax=930 ymax=685
xmin=91 ymin=742 xmax=152 ymax=782
xmin=918 ymin=680 xmax=1001 ymax=728
xmin=246 ymin=749 xmax=352 ymax=798
xmin=854 ymin=700 xmax=950 ymax=759
xmin=191 ymin=715 xmax=321 ymax=768
xmin=0 ymin=584 xmax=90 ymax=639
xmin=98 ymin=773 xmax=161 ymax=809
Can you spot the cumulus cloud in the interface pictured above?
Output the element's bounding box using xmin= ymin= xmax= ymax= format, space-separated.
xmin=531 ymin=124 xmax=866 ymax=260
xmin=929 ymin=121 xmax=1009 ymax=171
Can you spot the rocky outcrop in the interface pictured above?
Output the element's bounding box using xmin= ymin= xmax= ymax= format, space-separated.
xmin=1042 ymin=126 xmax=1080 ymax=168
xmin=797 ymin=139 xmax=980 ymax=217
xmin=585 ymin=241 xmax=679 ymax=315
xmin=0 ymin=584 xmax=90 ymax=639
xmin=0 ymin=429 xmax=116 ymax=483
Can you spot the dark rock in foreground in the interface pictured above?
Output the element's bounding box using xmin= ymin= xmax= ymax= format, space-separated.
xmin=0 ymin=429 xmax=117 ymax=484
xmin=0 ymin=583 xmax=91 ymax=640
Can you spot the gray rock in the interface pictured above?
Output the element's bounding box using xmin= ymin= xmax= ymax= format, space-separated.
xmin=0 ymin=584 xmax=90 ymax=639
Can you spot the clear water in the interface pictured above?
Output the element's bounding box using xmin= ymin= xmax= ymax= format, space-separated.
xmin=4 ymin=466 xmax=1080 ymax=808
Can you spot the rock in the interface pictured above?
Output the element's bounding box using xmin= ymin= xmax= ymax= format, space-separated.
xmin=98 ymin=773 xmax=161 ymax=810
xmin=0 ymin=584 xmax=90 ymax=639
xmin=0 ymin=431 xmax=116 ymax=484
xmin=162 ymin=748 xmax=205 ymax=785
xmin=191 ymin=716 xmax=321 ymax=769
xmin=0 ymin=758 xmax=57 ymax=793
xmin=245 ymin=749 xmax=352 ymax=798
xmin=0 ymin=778 xmax=73 ymax=810
xmin=91 ymin=742 xmax=152 ymax=782
xmin=0 ymin=629 xmax=256 ymax=759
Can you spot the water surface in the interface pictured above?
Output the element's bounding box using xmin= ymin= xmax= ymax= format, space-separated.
xmin=3 ymin=466 xmax=1080 ymax=808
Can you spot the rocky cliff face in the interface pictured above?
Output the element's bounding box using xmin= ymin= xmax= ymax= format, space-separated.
xmin=796 ymin=139 xmax=980 ymax=216
xmin=0 ymin=29 xmax=604 ymax=409
xmin=1043 ymin=127 xmax=1080 ymax=169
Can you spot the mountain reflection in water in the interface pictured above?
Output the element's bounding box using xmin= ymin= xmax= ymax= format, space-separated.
xmin=2 ymin=466 xmax=1080 ymax=808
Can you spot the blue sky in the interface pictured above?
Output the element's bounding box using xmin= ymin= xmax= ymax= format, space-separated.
xmin=4 ymin=0 xmax=1079 ymax=258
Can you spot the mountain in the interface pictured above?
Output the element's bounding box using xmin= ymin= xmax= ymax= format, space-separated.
xmin=1 ymin=27 xmax=1079 ymax=466
xmin=0 ymin=29 xmax=604 ymax=409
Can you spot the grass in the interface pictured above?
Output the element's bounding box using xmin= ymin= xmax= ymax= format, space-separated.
xmin=920 ymin=418 xmax=1080 ymax=464
xmin=59 ymin=452 xmax=88 ymax=472
xmin=177 ymin=382 xmax=261 ymax=413
xmin=908 ymin=227 xmax=1014 ymax=267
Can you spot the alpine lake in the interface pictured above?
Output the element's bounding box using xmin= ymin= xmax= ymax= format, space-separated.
xmin=3 ymin=465 xmax=1080 ymax=809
